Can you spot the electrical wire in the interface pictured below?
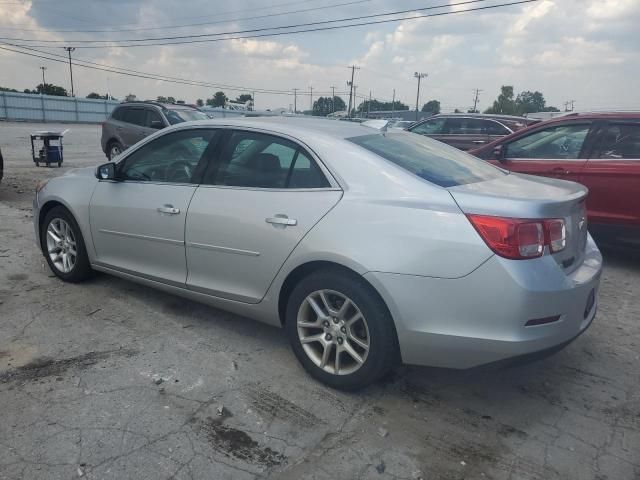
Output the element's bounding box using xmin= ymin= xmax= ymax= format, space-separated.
xmin=0 ymin=0 xmax=371 ymax=34
xmin=0 ymin=0 xmax=533 ymax=47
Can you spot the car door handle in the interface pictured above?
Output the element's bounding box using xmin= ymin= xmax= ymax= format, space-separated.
xmin=549 ymin=167 xmax=570 ymax=175
xmin=266 ymin=215 xmax=297 ymax=226
xmin=472 ymin=140 xmax=487 ymax=144
xmin=157 ymin=205 xmax=180 ymax=215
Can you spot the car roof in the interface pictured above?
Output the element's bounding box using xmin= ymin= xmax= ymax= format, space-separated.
xmin=174 ymin=116 xmax=384 ymax=140
xmin=117 ymin=101 xmax=197 ymax=110
xmin=427 ymin=113 xmax=531 ymax=122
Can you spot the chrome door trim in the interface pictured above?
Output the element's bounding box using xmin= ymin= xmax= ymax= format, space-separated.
xmin=98 ymin=228 xmax=184 ymax=246
xmin=187 ymin=242 xmax=260 ymax=257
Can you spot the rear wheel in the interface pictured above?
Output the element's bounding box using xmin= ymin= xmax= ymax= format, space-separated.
xmin=285 ymin=269 xmax=398 ymax=390
xmin=41 ymin=206 xmax=92 ymax=282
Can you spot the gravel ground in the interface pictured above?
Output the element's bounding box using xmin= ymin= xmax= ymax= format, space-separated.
xmin=1 ymin=122 xmax=639 ymax=480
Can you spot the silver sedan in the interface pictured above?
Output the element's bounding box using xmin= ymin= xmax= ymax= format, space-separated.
xmin=33 ymin=117 xmax=602 ymax=390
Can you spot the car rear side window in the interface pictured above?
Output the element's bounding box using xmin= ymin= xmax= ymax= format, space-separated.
xmin=206 ymin=131 xmax=329 ymax=189
xmin=348 ymin=132 xmax=504 ymax=187
xmin=122 ymin=108 xmax=146 ymax=126
xmin=592 ymin=124 xmax=640 ymax=159
xmin=111 ymin=107 xmax=125 ymax=121
xmin=485 ymin=121 xmax=511 ymax=136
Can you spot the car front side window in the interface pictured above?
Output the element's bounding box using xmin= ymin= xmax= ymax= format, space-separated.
xmin=505 ymin=124 xmax=591 ymax=160
xmin=206 ymin=131 xmax=329 ymax=189
xmin=411 ymin=119 xmax=446 ymax=135
xmin=118 ymin=129 xmax=219 ymax=183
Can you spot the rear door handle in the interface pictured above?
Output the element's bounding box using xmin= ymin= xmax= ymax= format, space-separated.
xmin=157 ymin=205 xmax=180 ymax=215
xmin=266 ymin=215 xmax=297 ymax=226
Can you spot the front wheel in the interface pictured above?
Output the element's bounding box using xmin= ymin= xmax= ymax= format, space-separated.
xmin=107 ymin=141 xmax=123 ymax=161
xmin=41 ymin=206 xmax=92 ymax=282
xmin=285 ymin=269 xmax=399 ymax=390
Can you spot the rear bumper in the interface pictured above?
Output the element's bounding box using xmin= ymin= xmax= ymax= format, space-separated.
xmin=365 ymin=234 xmax=602 ymax=369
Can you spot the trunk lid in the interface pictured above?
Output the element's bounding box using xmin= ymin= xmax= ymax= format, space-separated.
xmin=448 ymin=173 xmax=589 ymax=271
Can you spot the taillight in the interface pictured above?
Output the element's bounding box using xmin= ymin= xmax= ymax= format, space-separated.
xmin=546 ymin=219 xmax=566 ymax=253
xmin=467 ymin=215 xmax=565 ymax=260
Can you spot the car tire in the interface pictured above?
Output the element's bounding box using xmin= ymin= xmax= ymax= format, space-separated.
xmin=285 ymin=268 xmax=399 ymax=390
xmin=41 ymin=206 xmax=92 ymax=283
xmin=107 ymin=141 xmax=123 ymax=161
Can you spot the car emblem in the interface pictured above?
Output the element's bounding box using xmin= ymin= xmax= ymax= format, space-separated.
xmin=578 ymin=218 xmax=586 ymax=230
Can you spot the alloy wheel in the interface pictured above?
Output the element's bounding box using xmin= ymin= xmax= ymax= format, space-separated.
xmin=297 ymin=289 xmax=370 ymax=376
xmin=46 ymin=218 xmax=77 ymax=274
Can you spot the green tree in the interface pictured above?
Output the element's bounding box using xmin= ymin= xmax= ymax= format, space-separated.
xmin=357 ymin=99 xmax=409 ymax=113
xmin=543 ymin=105 xmax=560 ymax=112
xmin=312 ymin=96 xmax=346 ymax=116
xmin=35 ymin=83 xmax=68 ymax=96
xmin=207 ymin=91 xmax=227 ymax=107
xmin=167 ymin=96 xmax=176 ymax=103
xmin=235 ymin=94 xmax=253 ymax=103
xmin=86 ymin=92 xmax=108 ymax=99
xmin=421 ymin=100 xmax=440 ymax=114
xmin=156 ymin=96 xmax=168 ymax=103
xmin=0 ymin=86 xmax=18 ymax=92
xmin=196 ymin=98 xmax=204 ymax=107
xmin=484 ymin=86 xmax=516 ymax=115
xmin=515 ymin=90 xmax=546 ymax=114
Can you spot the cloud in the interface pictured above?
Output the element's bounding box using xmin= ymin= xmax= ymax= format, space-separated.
xmin=0 ymin=0 xmax=637 ymax=112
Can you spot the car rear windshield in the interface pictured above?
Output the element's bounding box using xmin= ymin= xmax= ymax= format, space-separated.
xmin=164 ymin=109 xmax=209 ymax=125
xmin=348 ymin=132 xmax=505 ymax=187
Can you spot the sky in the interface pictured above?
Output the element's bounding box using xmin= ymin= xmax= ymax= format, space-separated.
xmin=0 ymin=0 xmax=638 ymax=112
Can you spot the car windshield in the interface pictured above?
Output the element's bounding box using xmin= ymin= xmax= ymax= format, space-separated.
xmin=164 ymin=109 xmax=209 ymax=125
xmin=348 ymin=132 xmax=505 ymax=187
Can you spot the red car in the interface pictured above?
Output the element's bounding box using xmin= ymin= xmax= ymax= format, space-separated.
xmin=471 ymin=113 xmax=640 ymax=246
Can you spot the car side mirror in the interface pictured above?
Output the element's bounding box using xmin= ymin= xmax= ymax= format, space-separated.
xmin=96 ymin=162 xmax=116 ymax=180
xmin=150 ymin=120 xmax=164 ymax=129
xmin=494 ymin=144 xmax=506 ymax=162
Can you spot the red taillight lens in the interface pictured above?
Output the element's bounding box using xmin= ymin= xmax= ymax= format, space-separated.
xmin=545 ymin=219 xmax=566 ymax=253
xmin=467 ymin=215 xmax=565 ymax=260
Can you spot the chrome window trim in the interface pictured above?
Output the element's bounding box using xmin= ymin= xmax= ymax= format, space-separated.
xmin=98 ymin=229 xmax=184 ymax=246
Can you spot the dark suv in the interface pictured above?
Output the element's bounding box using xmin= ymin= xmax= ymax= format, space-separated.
xmin=101 ymin=102 xmax=208 ymax=160
xmin=407 ymin=113 xmax=538 ymax=150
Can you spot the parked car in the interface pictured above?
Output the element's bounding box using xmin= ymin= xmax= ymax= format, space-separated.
xmin=407 ymin=113 xmax=538 ymax=150
xmin=101 ymin=101 xmax=209 ymax=160
xmin=34 ymin=118 xmax=601 ymax=389
xmin=471 ymin=113 xmax=640 ymax=245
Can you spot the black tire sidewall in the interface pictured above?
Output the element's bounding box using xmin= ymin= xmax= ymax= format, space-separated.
xmin=41 ymin=206 xmax=92 ymax=282
xmin=285 ymin=269 xmax=397 ymax=390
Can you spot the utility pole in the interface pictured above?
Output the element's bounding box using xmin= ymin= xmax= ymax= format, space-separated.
xmin=368 ymin=90 xmax=372 ymax=118
xmin=39 ymin=66 xmax=47 ymax=88
xmin=472 ymin=88 xmax=482 ymax=112
xmin=330 ymin=85 xmax=336 ymax=113
xmin=353 ymin=85 xmax=358 ymax=117
xmin=309 ymin=85 xmax=313 ymax=111
xmin=563 ymin=100 xmax=575 ymax=112
xmin=414 ymin=72 xmax=428 ymax=122
xmin=64 ymin=47 xmax=76 ymax=97
xmin=391 ymin=89 xmax=396 ymax=118
xmin=293 ymin=88 xmax=299 ymax=113
xmin=347 ymin=65 xmax=360 ymax=118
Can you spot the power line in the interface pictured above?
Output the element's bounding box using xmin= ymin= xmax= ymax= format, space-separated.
xmin=0 ymin=0 xmax=371 ymax=34
xmin=1 ymin=0 xmax=536 ymax=48
xmin=0 ymin=0 xmax=322 ymax=31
